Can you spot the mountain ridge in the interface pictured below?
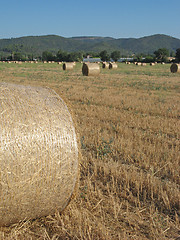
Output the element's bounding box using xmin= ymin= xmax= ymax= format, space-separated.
xmin=0 ymin=34 xmax=180 ymax=57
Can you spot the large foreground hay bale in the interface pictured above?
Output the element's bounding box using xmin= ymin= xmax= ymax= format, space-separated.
xmin=109 ymin=62 xmax=118 ymax=69
xmin=82 ymin=63 xmax=100 ymax=76
xmin=63 ymin=62 xmax=74 ymax=70
xmin=0 ymin=83 xmax=79 ymax=226
xmin=170 ymin=63 xmax=180 ymax=73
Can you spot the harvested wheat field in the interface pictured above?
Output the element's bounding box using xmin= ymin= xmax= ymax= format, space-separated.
xmin=0 ymin=62 xmax=179 ymax=240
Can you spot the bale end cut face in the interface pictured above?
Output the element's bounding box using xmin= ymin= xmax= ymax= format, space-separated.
xmin=170 ymin=63 xmax=180 ymax=73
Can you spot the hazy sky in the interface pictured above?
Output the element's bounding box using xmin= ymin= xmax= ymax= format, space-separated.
xmin=0 ymin=0 xmax=180 ymax=39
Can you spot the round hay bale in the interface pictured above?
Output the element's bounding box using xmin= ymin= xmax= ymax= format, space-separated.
xmin=63 ymin=62 xmax=74 ymax=70
xmin=0 ymin=83 xmax=79 ymax=226
xmin=109 ymin=62 xmax=118 ymax=69
xmin=82 ymin=63 xmax=100 ymax=76
xmin=141 ymin=63 xmax=146 ymax=66
xmin=150 ymin=62 xmax=155 ymax=66
xmin=170 ymin=63 xmax=180 ymax=73
xmin=136 ymin=62 xmax=141 ymax=66
xmin=102 ymin=62 xmax=109 ymax=69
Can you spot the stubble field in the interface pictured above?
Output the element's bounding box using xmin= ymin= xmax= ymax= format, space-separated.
xmin=0 ymin=62 xmax=179 ymax=239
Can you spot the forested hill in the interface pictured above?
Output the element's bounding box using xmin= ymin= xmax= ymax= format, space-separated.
xmin=0 ymin=34 xmax=180 ymax=57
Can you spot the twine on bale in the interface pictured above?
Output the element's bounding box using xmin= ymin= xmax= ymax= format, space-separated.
xmin=82 ymin=63 xmax=100 ymax=76
xmin=170 ymin=63 xmax=180 ymax=73
xmin=0 ymin=83 xmax=79 ymax=226
xmin=62 ymin=62 xmax=74 ymax=70
xmin=109 ymin=62 xmax=118 ymax=69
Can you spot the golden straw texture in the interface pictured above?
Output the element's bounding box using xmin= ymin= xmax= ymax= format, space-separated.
xmin=62 ymin=62 xmax=74 ymax=70
xmin=0 ymin=83 xmax=79 ymax=226
xmin=170 ymin=63 xmax=180 ymax=73
xmin=82 ymin=63 xmax=100 ymax=76
xmin=102 ymin=62 xmax=109 ymax=69
xmin=109 ymin=62 xmax=118 ymax=69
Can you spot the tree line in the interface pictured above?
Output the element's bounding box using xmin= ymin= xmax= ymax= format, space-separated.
xmin=1 ymin=48 xmax=180 ymax=63
xmin=99 ymin=48 xmax=180 ymax=63
xmin=41 ymin=50 xmax=122 ymax=62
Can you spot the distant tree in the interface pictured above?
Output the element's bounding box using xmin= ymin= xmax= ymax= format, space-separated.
xmin=154 ymin=48 xmax=169 ymax=62
xmin=42 ymin=51 xmax=55 ymax=61
xmin=170 ymin=50 xmax=175 ymax=57
xmin=84 ymin=52 xmax=99 ymax=58
xmin=99 ymin=50 xmax=110 ymax=62
xmin=134 ymin=53 xmax=143 ymax=62
xmin=56 ymin=50 xmax=68 ymax=62
xmin=144 ymin=55 xmax=154 ymax=63
xmin=66 ymin=52 xmax=83 ymax=62
xmin=175 ymin=48 xmax=180 ymax=62
xmin=28 ymin=54 xmax=34 ymax=61
xmin=14 ymin=52 xmax=23 ymax=61
xmin=77 ymin=52 xmax=84 ymax=61
xmin=111 ymin=51 xmax=120 ymax=62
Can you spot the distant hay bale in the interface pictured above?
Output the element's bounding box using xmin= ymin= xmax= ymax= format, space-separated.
xmin=82 ymin=63 xmax=100 ymax=76
xmin=63 ymin=62 xmax=74 ymax=70
xmin=141 ymin=63 xmax=146 ymax=66
xmin=0 ymin=83 xmax=79 ymax=226
xmin=102 ymin=62 xmax=109 ymax=69
xmin=109 ymin=62 xmax=118 ymax=69
xmin=150 ymin=63 xmax=155 ymax=66
xmin=136 ymin=62 xmax=141 ymax=66
xmin=170 ymin=63 xmax=180 ymax=73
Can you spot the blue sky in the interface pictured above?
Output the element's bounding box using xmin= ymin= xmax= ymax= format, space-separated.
xmin=0 ymin=0 xmax=180 ymax=39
